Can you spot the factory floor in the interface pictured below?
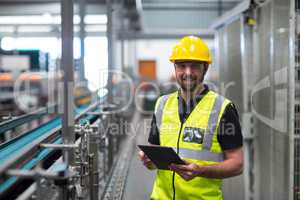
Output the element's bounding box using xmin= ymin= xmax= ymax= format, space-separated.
xmin=123 ymin=113 xmax=156 ymax=200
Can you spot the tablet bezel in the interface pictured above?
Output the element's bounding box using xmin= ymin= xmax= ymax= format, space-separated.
xmin=138 ymin=145 xmax=185 ymax=170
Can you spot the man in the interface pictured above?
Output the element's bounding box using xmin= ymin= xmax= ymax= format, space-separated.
xmin=139 ymin=36 xmax=243 ymax=200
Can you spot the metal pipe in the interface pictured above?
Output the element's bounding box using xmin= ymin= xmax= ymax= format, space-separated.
xmin=40 ymin=143 xmax=78 ymax=150
xmin=218 ymin=0 xmax=223 ymax=16
xmin=106 ymin=0 xmax=114 ymax=103
xmin=289 ymin=0 xmax=296 ymax=199
xmin=106 ymin=0 xmax=113 ymax=69
xmin=61 ymin=0 xmax=75 ymax=166
xmin=269 ymin=3 xmax=275 ymax=199
xmin=88 ymin=154 xmax=95 ymax=200
xmin=79 ymin=0 xmax=87 ymax=82
xmin=88 ymin=130 xmax=99 ymax=200
xmin=240 ymin=13 xmax=255 ymax=200
xmin=120 ymin=1 xmax=125 ymax=73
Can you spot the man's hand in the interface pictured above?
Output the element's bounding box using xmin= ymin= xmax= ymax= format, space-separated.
xmin=138 ymin=151 xmax=156 ymax=170
xmin=169 ymin=161 xmax=200 ymax=181
xmin=170 ymin=147 xmax=244 ymax=180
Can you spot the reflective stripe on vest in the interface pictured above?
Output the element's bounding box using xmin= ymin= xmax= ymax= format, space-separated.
xmin=174 ymin=147 xmax=224 ymax=162
xmin=202 ymin=94 xmax=225 ymax=151
xmin=155 ymin=94 xmax=170 ymax=130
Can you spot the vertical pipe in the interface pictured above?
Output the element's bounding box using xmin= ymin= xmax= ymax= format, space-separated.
xmin=240 ymin=15 xmax=249 ymax=113
xmin=223 ymin=22 xmax=229 ymax=96
xmin=269 ymin=2 xmax=275 ymax=199
xmin=218 ymin=0 xmax=223 ymax=17
xmin=214 ymin=29 xmax=221 ymax=91
xmin=106 ymin=0 xmax=114 ymax=103
xmin=240 ymin=13 xmax=256 ymax=200
xmin=88 ymin=127 xmax=99 ymax=200
xmin=79 ymin=0 xmax=86 ymax=82
xmin=61 ymin=0 xmax=75 ymax=165
xmin=289 ymin=0 xmax=296 ymax=199
xmin=252 ymin=8 xmax=260 ymax=200
xmin=121 ymin=39 xmax=125 ymax=72
xmin=108 ymin=125 xmax=113 ymax=170
xmin=120 ymin=12 xmax=125 ymax=72
xmin=240 ymin=15 xmax=250 ymax=200
xmin=106 ymin=0 xmax=113 ymax=69
xmin=120 ymin=5 xmax=125 ymax=73
xmin=88 ymin=154 xmax=95 ymax=200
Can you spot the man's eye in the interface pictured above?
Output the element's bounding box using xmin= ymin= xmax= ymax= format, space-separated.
xmin=176 ymin=65 xmax=184 ymax=69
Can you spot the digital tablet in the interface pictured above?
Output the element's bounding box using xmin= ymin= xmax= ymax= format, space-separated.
xmin=138 ymin=145 xmax=185 ymax=170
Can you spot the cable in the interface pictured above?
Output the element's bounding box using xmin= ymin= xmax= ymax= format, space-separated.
xmin=172 ymin=171 xmax=175 ymax=200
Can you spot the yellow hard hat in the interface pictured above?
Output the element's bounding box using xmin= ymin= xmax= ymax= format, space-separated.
xmin=169 ymin=36 xmax=212 ymax=64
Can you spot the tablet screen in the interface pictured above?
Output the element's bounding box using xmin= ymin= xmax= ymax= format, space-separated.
xmin=138 ymin=145 xmax=185 ymax=170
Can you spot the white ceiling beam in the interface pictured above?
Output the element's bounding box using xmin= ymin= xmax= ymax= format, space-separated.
xmin=118 ymin=28 xmax=214 ymax=40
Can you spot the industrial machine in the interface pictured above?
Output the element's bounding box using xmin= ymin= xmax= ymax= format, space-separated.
xmin=0 ymin=100 xmax=133 ymax=200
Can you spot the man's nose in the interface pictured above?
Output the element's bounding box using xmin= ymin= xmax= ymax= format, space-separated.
xmin=184 ymin=66 xmax=192 ymax=75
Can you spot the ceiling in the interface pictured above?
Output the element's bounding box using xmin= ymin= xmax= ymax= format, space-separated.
xmin=0 ymin=0 xmax=244 ymax=38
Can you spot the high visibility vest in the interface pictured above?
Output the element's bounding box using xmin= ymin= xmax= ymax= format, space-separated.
xmin=150 ymin=90 xmax=231 ymax=200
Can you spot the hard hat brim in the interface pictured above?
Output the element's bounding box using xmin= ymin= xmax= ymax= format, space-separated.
xmin=169 ymin=57 xmax=212 ymax=64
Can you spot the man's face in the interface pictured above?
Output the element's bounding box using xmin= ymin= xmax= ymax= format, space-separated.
xmin=174 ymin=61 xmax=208 ymax=93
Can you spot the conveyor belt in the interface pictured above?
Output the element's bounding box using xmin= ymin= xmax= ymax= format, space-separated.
xmin=0 ymin=138 xmax=62 ymax=194
xmin=0 ymin=117 xmax=61 ymax=164
xmin=0 ymin=105 xmax=95 ymax=165
xmin=0 ymin=105 xmax=56 ymax=136
xmin=0 ymin=102 xmax=100 ymax=197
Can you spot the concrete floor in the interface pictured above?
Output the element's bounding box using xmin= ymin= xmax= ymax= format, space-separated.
xmin=123 ymin=113 xmax=156 ymax=200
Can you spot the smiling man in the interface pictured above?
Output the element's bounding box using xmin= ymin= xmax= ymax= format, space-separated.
xmin=139 ymin=36 xmax=244 ymax=200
